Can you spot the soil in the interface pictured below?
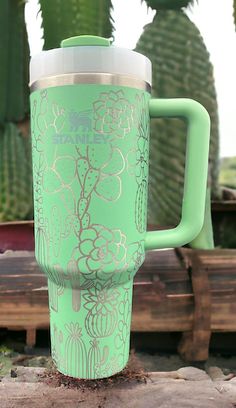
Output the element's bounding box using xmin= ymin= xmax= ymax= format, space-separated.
xmin=41 ymin=352 xmax=148 ymax=391
xmin=1 ymin=331 xmax=236 ymax=407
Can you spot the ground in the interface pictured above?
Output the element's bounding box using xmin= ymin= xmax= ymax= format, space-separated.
xmin=1 ymin=349 xmax=236 ymax=407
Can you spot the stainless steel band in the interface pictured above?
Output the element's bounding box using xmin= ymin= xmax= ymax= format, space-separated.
xmin=30 ymin=73 xmax=151 ymax=93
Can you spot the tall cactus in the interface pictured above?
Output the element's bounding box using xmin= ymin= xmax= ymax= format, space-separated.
xmin=234 ymin=0 xmax=236 ymax=26
xmin=0 ymin=0 xmax=29 ymax=123
xmin=135 ymin=0 xmax=220 ymax=248
xmin=40 ymin=0 xmax=114 ymax=50
xmin=0 ymin=0 xmax=32 ymax=221
xmin=0 ymin=123 xmax=32 ymax=221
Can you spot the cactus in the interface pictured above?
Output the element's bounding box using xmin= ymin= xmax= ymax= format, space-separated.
xmin=135 ymin=1 xmax=219 ymax=248
xmin=0 ymin=0 xmax=29 ymax=123
xmin=40 ymin=0 xmax=114 ymax=50
xmin=0 ymin=0 xmax=32 ymax=221
xmin=0 ymin=123 xmax=32 ymax=221
xmin=234 ymin=0 xmax=236 ymax=26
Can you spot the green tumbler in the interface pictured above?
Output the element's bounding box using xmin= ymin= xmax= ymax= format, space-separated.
xmin=29 ymin=35 xmax=210 ymax=379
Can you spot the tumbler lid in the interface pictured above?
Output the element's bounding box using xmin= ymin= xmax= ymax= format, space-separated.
xmin=29 ymin=35 xmax=152 ymax=87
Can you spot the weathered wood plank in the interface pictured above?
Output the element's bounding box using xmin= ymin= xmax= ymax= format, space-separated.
xmin=0 ymin=367 xmax=235 ymax=408
xmin=0 ymin=249 xmax=236 ymax=337
xmin=178 ymin=252 xmax=211 ymax=361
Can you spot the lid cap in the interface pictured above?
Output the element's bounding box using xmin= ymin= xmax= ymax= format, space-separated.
xmin=61 ymin=35 xmax=110 ymax=48
xmin=30 ymin=35 xmax=152 ymax=87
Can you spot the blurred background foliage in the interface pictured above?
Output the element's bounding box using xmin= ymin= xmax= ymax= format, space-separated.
xmin=220 ymin=157 xmax=236 ymax=190
xmin=0 ymin=0 xmax=235 ymax=248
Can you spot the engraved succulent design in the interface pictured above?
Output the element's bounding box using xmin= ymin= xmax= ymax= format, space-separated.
xmin=74 ymin=225 xmax=127 ymax=279
xmin=84 ymin=281 xmax=120 ymax=315
xmin=93 ymin=90 xmax=134 ymax=141
xmin=31 ymin=85 xmax=149 ymax=379
xmin=84 ymin=281 xmax=120 ymax=338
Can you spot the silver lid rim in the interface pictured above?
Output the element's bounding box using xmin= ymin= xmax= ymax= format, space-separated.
xmin=30 ymin=72 xmax=151 ymax=93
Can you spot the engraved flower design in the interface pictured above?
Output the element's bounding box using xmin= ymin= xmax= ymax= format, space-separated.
xmin=75 ymin=225 xmax=127 ymax=278
xmin=93 ymin=90 xmax=134 ymax=140
xmin=84 ymin=281 xmax=120 ymax=316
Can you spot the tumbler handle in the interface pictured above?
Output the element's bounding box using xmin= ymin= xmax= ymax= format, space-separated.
xmin=145 ymin=98 xmax=210 ymax=250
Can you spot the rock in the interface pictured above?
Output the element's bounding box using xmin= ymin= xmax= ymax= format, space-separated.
xmin=2 ymin=366 xmax=46 ymax=383
xmin=214 ymin=382 xmax=236 ymax=404
xmin=148 ymin=371 xmax=180 ymax=381
xmin=177 ymin=366 xmax=211 ymax=381
xmin=207 ymin=366 xmax=235 ymax=381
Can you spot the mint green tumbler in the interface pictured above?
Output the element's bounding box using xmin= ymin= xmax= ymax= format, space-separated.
xmin=29 ymin=35 xmax=210 ymax=379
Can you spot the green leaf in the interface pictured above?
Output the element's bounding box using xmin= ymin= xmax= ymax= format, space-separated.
xmin=40 ymin=0 xmax=114 ymax=50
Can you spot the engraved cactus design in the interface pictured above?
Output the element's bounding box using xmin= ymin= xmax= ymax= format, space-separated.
xmin=115 ymin=288 xmax=132 ymax=364
xmin=35 ymin=226 xmax=49 ymax=268
xmin=50 ymin=206 xmax=62 ymax=258
xmin=135 ymin=179 xmax=148 ymax=233
xmin=126 ymin=93 xmax=149 ymax=233
xmin=64 ymin=323 xmax=87 ymax=378
xmin=31 ymin=84 xmax=150 ymax=378
xmin=99 ymin=354 xmax=124 ymax=378
xmin=76 ymin=144 xmax=125 ymax=203
xmin=87 ymin=339 xmax=109 ymax=378
xmin=51 ymin=324 xmax=64 ymax=368
xmin=84 ymin=281 xmax=120 ymax=338
xmin=47 ymin=264 xmax=65 ymax=312
xmin=93 ymin=90 xmax=134 ymax=141
xmin=66 ymin=259 xmax=92 ymax=312
xmin=135 ymin=137 xmax=149 ymax=182
xmin=33 ymin=153 xmax=46 ymax=226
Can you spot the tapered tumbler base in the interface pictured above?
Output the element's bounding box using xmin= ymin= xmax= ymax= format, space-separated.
xmin=48 ymin=278 xmax=133 ymax=379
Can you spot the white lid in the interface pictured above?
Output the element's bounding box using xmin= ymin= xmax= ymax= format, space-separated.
xmin=29 ymin=35 xmax=152 ymax=86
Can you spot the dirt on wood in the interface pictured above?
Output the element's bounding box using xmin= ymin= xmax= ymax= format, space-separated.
xmin=41 ymin=352 xmax=149 ymax=391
